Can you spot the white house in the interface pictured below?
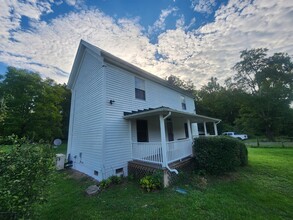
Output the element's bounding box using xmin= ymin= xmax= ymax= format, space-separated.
xmin=67 ymin=40 xmax=220 ymax=183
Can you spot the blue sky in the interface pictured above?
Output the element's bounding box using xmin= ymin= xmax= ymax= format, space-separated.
xmin=1 ymin=0 xmax=292 ymax=87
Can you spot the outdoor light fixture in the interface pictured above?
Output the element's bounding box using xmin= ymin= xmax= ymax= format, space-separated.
xmin=109 ymin=100 xmax=115 ymax=105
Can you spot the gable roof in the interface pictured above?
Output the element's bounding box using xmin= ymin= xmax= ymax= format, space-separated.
xmin=67 ymin=40 xmax=194 ymax=98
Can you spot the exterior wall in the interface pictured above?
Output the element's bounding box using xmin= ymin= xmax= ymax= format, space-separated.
xmin=172 ymin=118 xmax=188 ymax=140
xmin=67 ymin=49 xmax=105 ymax=181
xmin=68 ymin=49 xmax=197 ymax=180
xmin=103 ymin=63 xmax=196 ymax=178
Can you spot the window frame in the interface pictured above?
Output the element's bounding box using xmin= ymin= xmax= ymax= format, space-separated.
xmin=181 ymin=96 xmax=186 ymax=110
xmin=135 ymin=77 xmax=146 ymax=100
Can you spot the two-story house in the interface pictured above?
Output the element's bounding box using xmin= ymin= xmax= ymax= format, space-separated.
xmin=67 ymin=40 xmax=220 ymax=185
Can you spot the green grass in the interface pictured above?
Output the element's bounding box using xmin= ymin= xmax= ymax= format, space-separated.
xmin=37 ymin=147 xmax=293 ymax=220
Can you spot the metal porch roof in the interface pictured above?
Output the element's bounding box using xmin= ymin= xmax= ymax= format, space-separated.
xmin=123 ymin=107 xmax=221 ymax=123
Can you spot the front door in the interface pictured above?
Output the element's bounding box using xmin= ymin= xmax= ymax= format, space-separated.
xmin=166 ymin=119 xmax=174 ymax=141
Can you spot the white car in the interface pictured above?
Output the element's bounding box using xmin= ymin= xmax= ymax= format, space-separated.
xmin=222 ymin=132 xmax=248 ymax=140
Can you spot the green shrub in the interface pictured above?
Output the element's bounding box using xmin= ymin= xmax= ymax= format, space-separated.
xmin=0 ymin=143 xmax=55 ymax=218
xmin=193 ymin=136 xmax=248 ymax=174
xmin=100 ymin=178 xmax=112 ymax=189
xmin=109 ymin=175 xmax=122 ymax=184
xmin=140 ymin=172 xmax=162 ymax=192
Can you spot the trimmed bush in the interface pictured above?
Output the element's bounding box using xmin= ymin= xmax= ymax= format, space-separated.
xmin=193 ymin=136 xmax=248 ymax=174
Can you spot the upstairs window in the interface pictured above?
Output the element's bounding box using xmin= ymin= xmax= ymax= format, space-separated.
xmin=181 ymin=96 xmax=186 ymax=110
xmin=135 ymin=77 xmax=145 ymax=100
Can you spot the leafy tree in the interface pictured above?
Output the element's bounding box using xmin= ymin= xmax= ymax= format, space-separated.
xmin=0 ymin=67 xmax=71 ymax=142
xmin=1 ymin=67 xmax=43 ymax=137
xmin=195 ymin=77 xmax=245 ymax=133
xmin=233 ymin=49 xmax=293 ymax=140
xmin=0 ymin=78 xmax=7 ymax=125
xmin=166 ymin=74 xmax=195 ymax=91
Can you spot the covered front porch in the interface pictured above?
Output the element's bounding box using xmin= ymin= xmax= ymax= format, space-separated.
xmin=124 ymin=107 xmax=220 ymax=170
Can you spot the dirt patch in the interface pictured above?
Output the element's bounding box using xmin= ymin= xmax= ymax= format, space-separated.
xmin=64 ymin=169 xmax=99 ymax=184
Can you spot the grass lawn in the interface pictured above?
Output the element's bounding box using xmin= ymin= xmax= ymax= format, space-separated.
xmin=37 ymin=147 xmax=293 ymax=220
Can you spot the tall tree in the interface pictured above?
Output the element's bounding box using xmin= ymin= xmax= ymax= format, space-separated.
xmin=195 ymin=77 xmax=245 ymax=133
xmin=0 ymin=67 xmax=71 ymax=142
xmin=166 ymin=75 xmax=195 ymax=91
xmin=233 ymin=49 xmax=293 ymax=140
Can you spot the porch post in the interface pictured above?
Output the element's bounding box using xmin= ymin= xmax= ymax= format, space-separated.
xmin=213 ymin=122 xmax=218 ymax=136
xmin=203 ymin=122 xmax=208 ymax=136
xmin=159 ymin=115 xmax=168 ymax=167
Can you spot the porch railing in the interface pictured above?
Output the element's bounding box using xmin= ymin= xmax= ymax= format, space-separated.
xmin=132 ymin=139 xmax=192 ymax=165
xmin=167 ymin=139 xmax=193 ymax=164
xmin=132 ymin=142 xmax=163 ymax=164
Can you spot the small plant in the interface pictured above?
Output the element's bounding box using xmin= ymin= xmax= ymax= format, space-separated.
xmin=99 ymin=178 xmax=112 ymax=189
xmin=109 ymin=175 xmax=122 ymax=184
xmin=140 ymin=173 xmax=162 ymax=192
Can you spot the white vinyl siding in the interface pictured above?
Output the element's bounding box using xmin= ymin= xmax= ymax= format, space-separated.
xmin=67 ymin=50 xmax=105 ymax=180
xmin=68 ymin=49 xmax=196 ymax=180
xmin=103 ymin=63 xmax=196 ymax=177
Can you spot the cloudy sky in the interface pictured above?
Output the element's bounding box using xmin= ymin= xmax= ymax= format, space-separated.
xmin=1 ymin=0 xmax=293 ymax=87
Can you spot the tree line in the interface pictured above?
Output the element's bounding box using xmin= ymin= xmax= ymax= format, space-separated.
xmin=167 ymin=48 xmax=293 ymax=140
xmin=0 ymin=67 xmax=71 ymax=143
xmin=0 ymin=48 xmax=292 ymax=142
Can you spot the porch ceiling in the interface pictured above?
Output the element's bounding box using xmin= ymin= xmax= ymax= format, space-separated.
xmin=123 ymin=107 xmax=220 ymax=123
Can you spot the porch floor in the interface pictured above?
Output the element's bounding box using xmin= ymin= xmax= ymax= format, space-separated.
xmin=129 ymin=156 xmax=193 ymax=171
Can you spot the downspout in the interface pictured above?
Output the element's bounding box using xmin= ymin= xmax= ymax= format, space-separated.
xmin=163 ymin=112 xmax=179 ymax=175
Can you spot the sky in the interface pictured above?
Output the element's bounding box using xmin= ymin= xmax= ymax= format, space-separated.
xmin=1 ymin=0 xmax=293 ymax=87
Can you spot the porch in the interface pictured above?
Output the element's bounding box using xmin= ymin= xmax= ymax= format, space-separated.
xmin=124 ymin=107 xmax=221 ymax=172
xmin=132 ymin=138 xmax=193 ymax=165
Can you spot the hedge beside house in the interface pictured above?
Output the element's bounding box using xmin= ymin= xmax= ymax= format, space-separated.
xmin=193 ymin=136 xmax=248 ymax=174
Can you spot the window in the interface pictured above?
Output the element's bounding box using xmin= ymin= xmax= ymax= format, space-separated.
xmin=135 ymin=77 xmax=145 ymax=100
xmin=181 ymin=96 xmax=186 ymax=110
xmin=184 ymin=123 xmax=189 ymax=138
xmin=116 ymin=168 xmax=123 ymax=174
xmin=136 ymin=120 xmax=148 ymax=142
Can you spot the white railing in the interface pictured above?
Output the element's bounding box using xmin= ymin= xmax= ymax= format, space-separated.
xmin=132 ymin=139 xmax=193 ymax=165
xmin=132 ymin=142 xmax=163 ymax=164
xmin=166 ymin=139 xmax=193 ymax=164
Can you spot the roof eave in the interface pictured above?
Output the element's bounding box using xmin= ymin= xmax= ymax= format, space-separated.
xmin=124 ymin=108 xmax=220 ymax=123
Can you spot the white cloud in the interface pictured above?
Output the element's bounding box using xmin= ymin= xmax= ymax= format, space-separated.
xmin=0 ymin=0 xmax=54 ymax=41
xmin=157 ymin=0 xmax=293 ymax=86
xmin=148 ymin=7 xmax=178 ymax=35
xmin=0 ymin=8 xmax=157 ymax=83
xmin=0 ymin=0 xmax=293 ymax=88
xmin=191 ymin=0 xmax=216 ymax=14
xmin=64 ymin=0 xmax=85 ymax=9
xmin=175 ymin=15 xmax=185 ymax=29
